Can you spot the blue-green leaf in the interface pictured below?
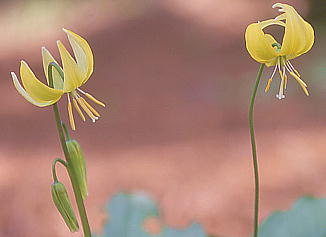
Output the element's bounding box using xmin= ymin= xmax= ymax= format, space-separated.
xmin=96 ymin=192 xmax=207 ymax=237
xmin=259 ymin=196 xmax=326 ymax=237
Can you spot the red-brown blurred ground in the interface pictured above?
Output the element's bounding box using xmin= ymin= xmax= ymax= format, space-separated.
xmin=1 ymin=1 xmax=326 ymax=237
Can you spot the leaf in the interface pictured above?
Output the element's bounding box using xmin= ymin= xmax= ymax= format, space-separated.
xmin=259 ymin=196 xmax=326 ymax=237
xmin=96 ymin=192 xmax=207 ymax=237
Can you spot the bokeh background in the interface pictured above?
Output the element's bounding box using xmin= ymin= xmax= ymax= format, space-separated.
xmin=0 ymin=0 xmax=326 ymax=236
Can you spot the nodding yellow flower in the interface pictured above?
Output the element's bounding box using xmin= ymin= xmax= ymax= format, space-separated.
xmin=245 ymin=3 xmax=314 ymax=99
xmin=11 ymin=29 xmax=105 ymax=130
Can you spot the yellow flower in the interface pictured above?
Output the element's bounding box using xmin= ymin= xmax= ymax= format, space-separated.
xmin=245 ymin=3 xmax=314 ymax=99
xmin=11 ymin=29 xmax=105 ymax=130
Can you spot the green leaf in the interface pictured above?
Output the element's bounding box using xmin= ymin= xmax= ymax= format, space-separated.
xmin=96 ymin=192 xmax=207 ymax=237
xmin=259 ymin=196 xmax=326 ymax=237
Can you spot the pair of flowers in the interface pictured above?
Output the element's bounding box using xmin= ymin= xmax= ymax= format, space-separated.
xmin=12 ymin=3 xmax=314 ymax=130
xmin=11 ymin=29 xmax=105 ymax=130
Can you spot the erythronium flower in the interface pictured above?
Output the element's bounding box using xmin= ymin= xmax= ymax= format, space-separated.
xmin=11 ymin=29 xmax=105 ymax=130
xmin=245 ymin=3 xmax=314 ymax=99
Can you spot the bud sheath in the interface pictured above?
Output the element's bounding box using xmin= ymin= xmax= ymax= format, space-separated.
xmin=51 ymin=182 xmax=79 ymax=232
xmin=66 ymin=139 xmax=88 ymax=200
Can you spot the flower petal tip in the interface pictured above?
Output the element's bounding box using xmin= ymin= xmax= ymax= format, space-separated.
xmin=10 ymin=71 xmax=16 ymax=79
xmin=20 ymin=60 xmax=28 ymax=67
xmin=272 ymin=3 xmax=286 ymax=12
xmin=272 ymin=3 xmax=281 ymax=8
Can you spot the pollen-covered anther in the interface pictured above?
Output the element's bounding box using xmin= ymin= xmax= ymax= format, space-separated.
xmin=69 ymin=88 xmax=105 ymax=124
xmin=283 ymin=60 xmax=309 ymax=96
xmin=67 ymin=94 xmax=76 ymax=130
xmin=265 ymin=64 xmax=278 ymax=93
xmin=77 ymin=88 xmax=105 ymax=107
xmin=72 ymin=98 xmax=86 ymax=121
xmin=74 ymin=95 xmax=98 ymax=123
xmin=284 ymin=73 xmax=288 ymax=90
xmin=265 ymin=78 xmax=273 ymax=93
xmin=79 ymin=97 xmax=100 ymax=117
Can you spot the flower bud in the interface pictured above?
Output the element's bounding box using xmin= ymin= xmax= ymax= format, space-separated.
xmin=66 ymin=139 xmax=88 ymax=200
xmin=51 ymin=182 xmax=79 ymax=232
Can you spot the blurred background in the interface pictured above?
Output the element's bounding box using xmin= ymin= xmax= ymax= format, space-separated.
xmin=0 ymin=0 xmax=326 ymax=236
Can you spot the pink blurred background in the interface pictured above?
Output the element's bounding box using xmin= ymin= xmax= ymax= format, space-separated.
xmin=0 ymin=0 xmax=326 ymax=236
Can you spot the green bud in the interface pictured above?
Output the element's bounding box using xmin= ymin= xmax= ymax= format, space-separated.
xmin=51 ymin=182 xmax=79 ymax=232
xmin=66 ymin=139 xmax=88 ymax=200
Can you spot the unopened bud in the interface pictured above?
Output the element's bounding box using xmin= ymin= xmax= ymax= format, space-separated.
xmin=66 ymin=139 xmax=88 ymax=200
xmin=51 ymin=182 xmax=79 ymax=232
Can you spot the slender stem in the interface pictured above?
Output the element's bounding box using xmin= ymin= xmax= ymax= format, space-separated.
xmin=249 ymin=64 xmax=264 ymax=237
xmin=61 ymin=122 xmax=72 ymax=141
xmin=48 ymin=63 xmax=92 ymax=237
xmin=52 ymin=158 xmax=68 ymax=182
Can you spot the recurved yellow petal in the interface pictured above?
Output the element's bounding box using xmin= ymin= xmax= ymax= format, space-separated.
xmin=245 ymin=21 xmax=279 ymax=65
xmin=11 ymin=72 xmax=58 ymax=107
xmin=42 ymin=47 xmax=64 ymax=90
xmin=57 ymin=40 xmax=83 ymax=92
xmin=63 ymin=28 xmax=94 ymax=84
xmin=20 ymin=61 xmax=64 ymax=102
xmin=274 ymin=3 xmax=314 ymax=59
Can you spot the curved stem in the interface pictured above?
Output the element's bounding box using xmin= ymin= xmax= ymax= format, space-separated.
xmin=249 ymin=64 xmax=264 ymax=237
xmin=48 ymin=63 xmax=92 ymax=237
xmin=52 ymin=158 xmax=68 ymax=182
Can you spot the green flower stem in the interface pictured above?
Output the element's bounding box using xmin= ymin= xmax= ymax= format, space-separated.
xmin=62 ymin=122 xmax=72 ymax=141
xmin=48 ymin=63 xmax=92 ymax=237
xmin=52 ymin=158 xmax=68 ymax=182
xmin=249 ymin=63 xmax=264 ymax=237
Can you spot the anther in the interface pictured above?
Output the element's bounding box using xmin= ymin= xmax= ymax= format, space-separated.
xmin=80 ymin=97 xmax=100 ymax=117
xmin=287 ymin=61 xmax=301 ymax=77
xmin=85 ymin=93 xmax=106 ymax=107
xmin=289 ymin=72 xmax=309 ymax=96
xmin=284 ymin=73 xmax=288 ymax=90
xmin=265 ymin=64 xmax=278 ymax=93
xmin=67 ymin=94 xmax=76 ymax=130
xmin=265 ymin=78 xmax=273 ymax=92
xmin=72 ymin=98 xmax=86 ymax=121
xmin=76 ymin=97 xmax=98 ymax=122
xmin=76 ymin=88 xmax=105 ymax=107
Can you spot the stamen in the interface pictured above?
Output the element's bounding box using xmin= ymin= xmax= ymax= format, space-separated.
xmin=79 ymin=97 xmax=100 ymax=117
xmin=72 ymin=98 xmax=86 ymax=121
xmin=284 ymin=62 xmax=292 ymax=73
xmin=265 ymin=65 xmax=278 ymax=93
xmin=289 ymin=72 xmax=307 ymax=87
xmin=265 ymin=78 xmax=273 ymax=93
xmin=289 ymin=72 xmax=309 ymax=96
xmin=77 ymin=88 xmax=105 ymax=107
xmin=76 ymin=96 xmax=98 ymax=123
xmin=67 ymin=94 xmax=76 ymax=130
xmin=287 ymin=61 xmax=301 ymax=77
xmin=284 ymin=73 xmax=288 ymax=90
xmin=85 ymin=93 xmax=106 ymax=107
